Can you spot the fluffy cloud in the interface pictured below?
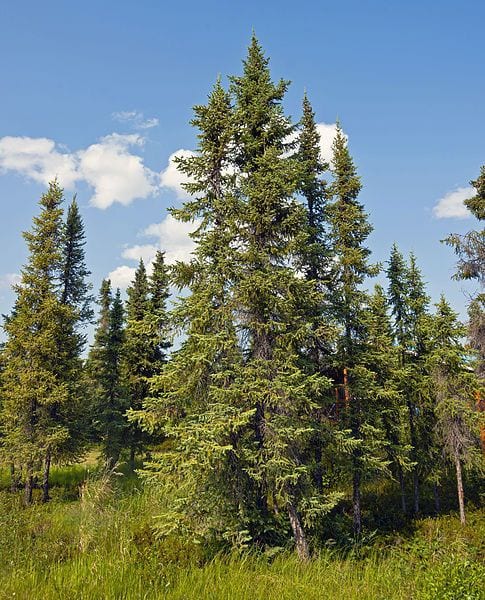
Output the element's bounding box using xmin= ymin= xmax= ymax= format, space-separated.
xmin=78 ymin=134 xmax=158 ymax=209
xmin=160 ymin=149 xmax=196 ymax=199
xmin=0 ymin=136 xmax=79 ymax=188
xmin=112 ymin=110 xmax=159 ymax=130
xmin=121 ymin=243 xmax=159 ymax=264
xmin=0 ymin=272 xmax=21 ymax=289
xmin=316 ymin=122 xmax=346 ymax=164
xmin=143 ymin=214 xmax=198 ymax=264
xmin=433 ymin=186 xmax=473 ymax=219
xmin=107 ymin=265 xmax=138 ymax=290
xmin=0 ymin=133 xmax=159 ymax=209
xmin=110 ymin=213 xmax=199 ymax=289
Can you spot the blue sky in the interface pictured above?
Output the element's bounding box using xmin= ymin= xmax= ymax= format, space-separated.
xmin=0 ymin=0 xmax=483 ymax=333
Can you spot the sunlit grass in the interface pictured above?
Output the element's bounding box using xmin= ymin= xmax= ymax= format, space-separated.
xmin=0 ymin=464 xmax=483 ymax=600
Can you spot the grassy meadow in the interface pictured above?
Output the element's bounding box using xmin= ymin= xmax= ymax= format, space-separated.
xmin=0 ymin=453 xmax=483 ymax=600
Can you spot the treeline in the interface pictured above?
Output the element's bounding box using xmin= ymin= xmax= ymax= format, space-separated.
xmin=0 ymin=36 xmax=483 ymax=560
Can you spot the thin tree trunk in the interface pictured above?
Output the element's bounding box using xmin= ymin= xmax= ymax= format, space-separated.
xmin=129 ymin=446 xmax=136 ymax=472
xmin=407 ymin=400 xmax=420 ymax=515
xmin=287 ymin=502 xmax=310 ymax=561
xmin=42 ymin=450 xmax=51 ymax=503
xmin=398 ymin=466 xmax=407 ymax=514
xmin=24 ymin=465 xmax=33 ymax=506
xmin=10 ymin=463 xmax=19 ymax=494
xmin=353 ymin=465 xmax=362 ymax=536
xmin=433 ymin=483 xmax=441 ymax=514
xmin=454 ymin=454 xmax=466 ymax=525
xmin=413 ymin=471 xmax=420 ymax=515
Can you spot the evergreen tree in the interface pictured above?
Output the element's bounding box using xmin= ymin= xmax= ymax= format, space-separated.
xmin=124 ymin=257 xmax=171 ymax=469
xmin=362 ymin=285 xmax=411 ymax=514
xmin=427 ymin=296 xmax=483 ymax=524
xmin=148 ymin=251 xmax=172 ymax=366
xmin=87 ymin=282 xmax=127 ymax=467
xmin=387 ymin=249 xmax=441 ymax=515
xmin=444 ymin=166 xmax=485 ymax=379
xmin=326 ymin=123 xmax=378 ymax=535
xmin=0 ymin=181 xmax=75 ymax=504
xmin=137 ymin=38 xmax=333 ymax=559
xmin=60 ymin=198 xmax=93 ymax=342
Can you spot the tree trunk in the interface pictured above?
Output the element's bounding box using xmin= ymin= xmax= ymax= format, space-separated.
xmin=353 ymin=462 xmax=362 ymax=536
xmin=42 ymin=450 xmax=51 ymax=503
xmin=412 ymin=471 xmax=420 ymax=515
xmin=287 ymin=502 xmax=310 ymax=561
xmin=129 ymin=446 xmax=136 ymax=472
xmin=454 ymin=454 xmax=466 ymax=525
xmin=433 ymin=483 xmax=441 ymax=514
xmin=24 ymin=465 xmax=33 ymax=506
xmin=398 ymin=466 xmax=407 ymax=514
xmin=10 ymin=463 xmax=20 ymax=494
xmin=407 ymin=400 xmax=420 ymax=515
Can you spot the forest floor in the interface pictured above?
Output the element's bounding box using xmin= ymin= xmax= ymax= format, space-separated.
xmin=0 ymin=456 xmax=483 ymax=600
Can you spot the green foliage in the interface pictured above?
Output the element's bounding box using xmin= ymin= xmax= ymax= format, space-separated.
xmin=0 ymin=181 xmax=85 ymax=501
xmin=86 ymin=282 xmax=127 ymax=466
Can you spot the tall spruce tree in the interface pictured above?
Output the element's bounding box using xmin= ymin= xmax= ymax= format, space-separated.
xmin=123 ymin=257 xmax=171 ymax=469
xmin=137 ymin=38 xmax=333 ymax=559
xmin=296 ymin=94 xmax=336 ymax=494
xmin=326 ymin=124 xmax=378 ymax=535
xmin=361 ymin=285 xmax=411 ymax=514
xmin=386 ymin=248 xmax=434 ymax=515
xmin=444 ymin=166 xmax=485 ymax=380
xmin=0 ymin=181 xmax=75 ymax=504
xmin=427 ymin=296 xmax=483 ymax=524
xmin=87 ymin=282 xmax=127 ymax=467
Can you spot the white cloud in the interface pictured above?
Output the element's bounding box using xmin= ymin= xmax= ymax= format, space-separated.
xmin=0 ymin=272 xmax=21 ymax=289
xmin=112 ymin=110 xmax=159 ymax=130
xmin=0 ymin=133 xmax=160 ymax=209
xmin=160 ymin=149 xmax=196 ymax=199
xmin=107 ymin=265 xmax=138 ymax=290
xmin=0 ymin=136 xmax=79 ymax=188
xmin=143 ymin=214 xmax=198 ymax=264
xmin=316 ymin=122 xmax=347 ymax=164
xmin=433 ymin=186 xmax=473 ymax=219
xmin=111 ymin=213 xmax=199 ymax=289
xmin=121 ymin=244 xmax=159 ymax=264
xmin=285 ymin=122 xmax=344 ymax=165
xmin=78 ymin=133 xmax=158 ymax=209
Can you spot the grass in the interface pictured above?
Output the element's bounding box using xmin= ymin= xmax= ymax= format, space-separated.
xmin=0 ymin=463 xmax=483 ymax=599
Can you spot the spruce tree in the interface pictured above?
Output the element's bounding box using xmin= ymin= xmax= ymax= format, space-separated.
xmin=444 ymin=166 xmax=485 ymax=380
xmin=87 ymin=282 xmax=127 ymax=467
xmin=296 ymin=94 xmax=335 ymax=494
xmin=326 ymin=124 xmax=378 ymax=536
xmin=137 ymin=38 xmax=333 ymax=559
xmin=123 ymin=257 xmax=171 ymax=469
xmin=427 ymin=296 xmax=483 ymax=524
xmin=0 ymin=181 xmax=75 ymax=504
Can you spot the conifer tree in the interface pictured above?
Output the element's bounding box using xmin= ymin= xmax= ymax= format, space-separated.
xmin=0 ymin=181 xmax=75 ymax=504
xmin=386 ymin=249 xmax=434 ymax=515
xmin=361 ymin=286 xmax=410 ymax=508
xmin=137 ymin=38 xmax=332 ymax=559
xmin=87 ymin=282 xmax=127 ymax=467
xmin=326 ymin=124 xmax=378 ymax=535
xmin=427 ymin=296 xmax=483 ymax=524
xmin=444 ymin=166 xmax=485 ymax=379
xmin=123 ymin=257 xmax=171 ymax=469
xmin=296 ymin=94 xmax=335 ymax=493
xmin=148 ymin=251 xmax=172 ymax=366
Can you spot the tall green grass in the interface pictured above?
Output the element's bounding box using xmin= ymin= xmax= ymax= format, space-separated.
xmin=0 ymin=465 xmax=483 ymax=599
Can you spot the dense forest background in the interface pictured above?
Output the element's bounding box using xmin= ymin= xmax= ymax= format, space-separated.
xmin=0 ymin=36 xmax=483 ymax=598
